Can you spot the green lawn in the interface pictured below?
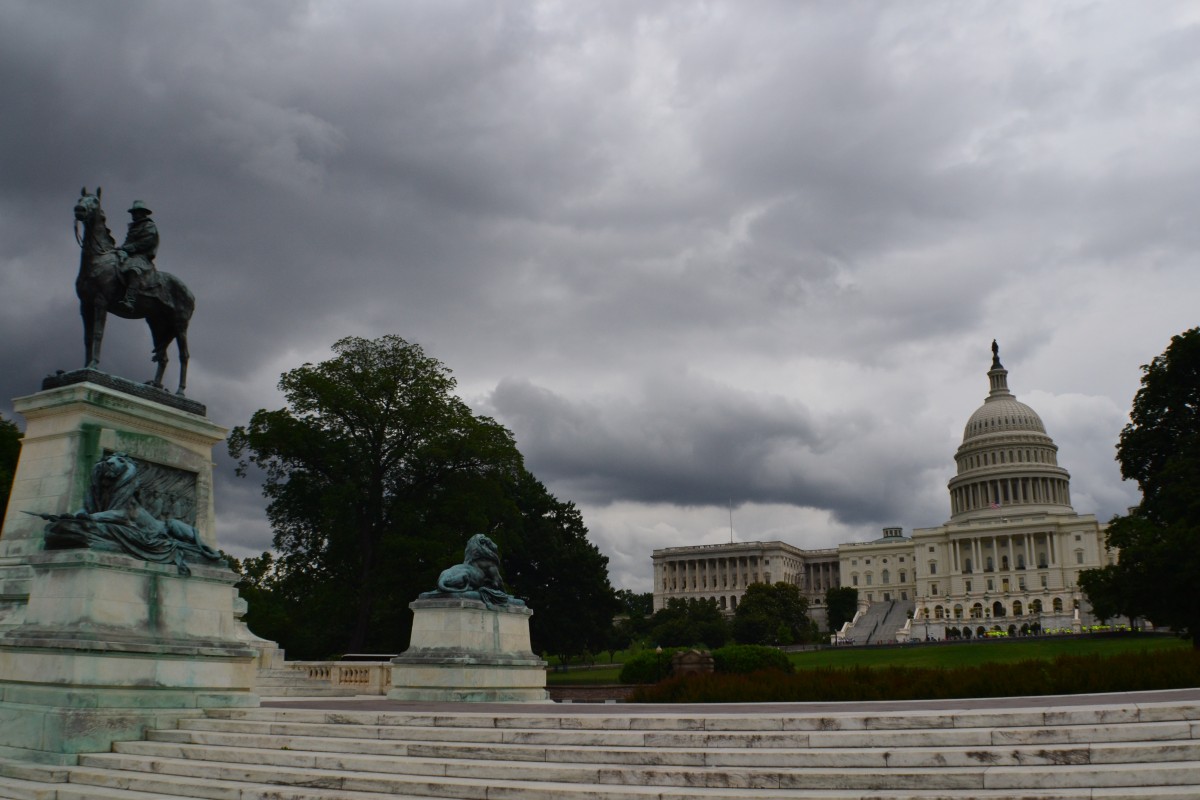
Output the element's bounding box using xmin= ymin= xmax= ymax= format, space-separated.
xmin=546 ymin=635 xmax=1190 ymax=685
xmin=789 ymin=635 xmax=1188 ymax=671
xmin=547 ymin=665 xmax=622 ymax=684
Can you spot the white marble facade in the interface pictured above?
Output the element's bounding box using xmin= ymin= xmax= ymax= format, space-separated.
xmin=652 ymin=350 xmax=1113 ymax=635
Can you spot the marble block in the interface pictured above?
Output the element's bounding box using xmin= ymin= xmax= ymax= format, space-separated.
xmin=0 ymin=379 xmax=226 ymax=629
xmin=0 ymin=549 xmax=257 ymax=763
xmin=389 ymin=598 xmax=549 ymax=703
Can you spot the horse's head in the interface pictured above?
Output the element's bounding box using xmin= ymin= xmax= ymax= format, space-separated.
xmin=74 ymin=186 xmax=102 ymax=224
xmin=74 ymin=187 xmax=115 ymax=254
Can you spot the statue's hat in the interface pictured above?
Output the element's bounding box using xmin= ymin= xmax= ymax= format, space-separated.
xmin=127 ymin=200 xmax=152 ymax=215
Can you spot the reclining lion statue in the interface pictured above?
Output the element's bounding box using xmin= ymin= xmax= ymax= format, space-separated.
xmin=420 ymin=533 xmax=525 ymax=607
xmin=33 ymin=452 xmax=223 ymax=575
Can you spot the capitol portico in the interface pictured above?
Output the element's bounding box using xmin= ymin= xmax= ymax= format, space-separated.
xmin=651 ymin=344 xmax=1115 ymax=641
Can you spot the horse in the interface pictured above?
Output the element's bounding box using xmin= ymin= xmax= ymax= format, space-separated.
xmin=73 ymin=187 xmax=194 ymax=396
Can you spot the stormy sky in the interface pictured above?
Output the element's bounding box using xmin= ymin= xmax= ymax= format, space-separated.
xmin=2 ymin=1 xmax=1197 ymax=592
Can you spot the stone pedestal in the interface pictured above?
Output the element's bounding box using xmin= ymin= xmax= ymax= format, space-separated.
xmin=0 ymin=374 xmax=260 ymax=762
xmin=388 ymin=598 xmax=548 ymax=703
xmin=0 ymin=375 xmax=225 ymax=629
xmin=0 ymin=550 xmax=257 ymax=763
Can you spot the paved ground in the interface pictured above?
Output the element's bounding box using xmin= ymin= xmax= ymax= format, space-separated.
xmin=262 ymin=686 xmax=1200 ymax=715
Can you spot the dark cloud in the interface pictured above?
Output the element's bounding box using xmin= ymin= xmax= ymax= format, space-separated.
xmin=0 ymin=2 xmax=1185 ymax=590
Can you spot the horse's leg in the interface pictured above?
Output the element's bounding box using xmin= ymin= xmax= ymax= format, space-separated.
xmin=90 ymin=306 xmax=107 ymax=369
xmin=147 ymin=319 xmax=167 ymax=389
xmin=175 ymin=327 xmax=189 ymax=396
xmin=80 ymin=301 xmax=95 ymax=368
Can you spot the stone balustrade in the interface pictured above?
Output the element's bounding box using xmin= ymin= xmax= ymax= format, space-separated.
xmin=280 ymin=661 xmax=394 ymax=695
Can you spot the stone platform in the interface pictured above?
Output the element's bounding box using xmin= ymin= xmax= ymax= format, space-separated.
xmin=0 ymin=377 xmax=258 ymax=764
xmin=1 ymin=688 xmax=1200 ymax=798
xmin=388 ymin=597 xmax=548 ymax=703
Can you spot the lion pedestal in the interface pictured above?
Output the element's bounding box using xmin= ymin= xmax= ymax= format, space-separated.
xmin=388 ymin=598 xmax=548 ymax=703
xmin=390 ymin=533 xmax=548 ymax=702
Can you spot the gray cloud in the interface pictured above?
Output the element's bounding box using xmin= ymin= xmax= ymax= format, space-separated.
xmin=0 ymin=1 xmax=1187 ymax=589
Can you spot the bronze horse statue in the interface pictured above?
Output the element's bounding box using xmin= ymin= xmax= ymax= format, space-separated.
xmin=73 ymin=187 xmax=194 ymax=395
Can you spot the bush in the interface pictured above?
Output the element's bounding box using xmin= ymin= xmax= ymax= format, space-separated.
xmin=630 ymin=648 xmax=1200 ymax=703
xmin=618 ymin=648 xmax=678 ymax=684
xmin=712 ymin=644 xmax=794 ymax=675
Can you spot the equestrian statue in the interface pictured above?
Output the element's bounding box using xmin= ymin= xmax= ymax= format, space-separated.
xmin=73 ymin=187 xmax=194 ymax=395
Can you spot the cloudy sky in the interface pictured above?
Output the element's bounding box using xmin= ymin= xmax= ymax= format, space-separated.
xmin=2 ymin=1 xmax=1197 ymax=592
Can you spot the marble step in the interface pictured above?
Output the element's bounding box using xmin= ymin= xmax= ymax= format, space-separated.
xmin=16 ymin=760 xmax=1142 ymax=800
xmin=144 ymin=727 xmax=1200 ymax=768
xmin=74 ymin=749 xmax=1200 ymax=793
xmin=211 ymin=700 xmax=1200 ymax=731
xmin=175 ymin=715 xmax=1200 ymax=750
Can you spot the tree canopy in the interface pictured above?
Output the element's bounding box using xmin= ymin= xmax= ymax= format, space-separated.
xmin=229 ymin=335 xmax=617 ymax=658
xmin=648 ymin=597 xmax=729 ymax=649
xmin=825 ymin=586 xmax=859 ymax=633
xmin=1080 ymin=327 xmax=1200 ymax=647
xmin=732 ymin=582 xmax=812 ymax=645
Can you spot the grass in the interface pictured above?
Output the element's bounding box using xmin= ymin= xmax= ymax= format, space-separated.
xmin=547 ymin=665 xmax=622 ymax=684
xmin=546 ymin=634 xmax=1191 ymax=685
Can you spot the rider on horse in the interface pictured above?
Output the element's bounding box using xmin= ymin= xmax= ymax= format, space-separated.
xmin=116 ymin=200 xmax=158 ymax=312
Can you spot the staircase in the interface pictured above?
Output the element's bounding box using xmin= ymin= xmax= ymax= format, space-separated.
xmin=2 ymin=693 xmax=1199 ymax=798
xmin=841 ymin=600 xmax=890 ymax=644
xmin=879 ymin=598 xmax=915 ymax=641
xmin=842 ymin=599 xmax=916 ymax=645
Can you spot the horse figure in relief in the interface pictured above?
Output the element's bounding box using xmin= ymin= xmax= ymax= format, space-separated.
xmin=73 ymin=187 xmax=194 ymax=395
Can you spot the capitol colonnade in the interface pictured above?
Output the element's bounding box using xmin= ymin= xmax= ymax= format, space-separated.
xmin=652 ymin=541 xmax=839 ymax=627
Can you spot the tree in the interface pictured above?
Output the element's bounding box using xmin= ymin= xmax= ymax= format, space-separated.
xmin=608 ymin=589 xmax=654 ymax=648
xmin=732 ymin=582 xmax=811 ymax=645
xmin=0 ymin=414 xmax=20 ymax=519
xmin=615 ymin=589 xmax=654 ymax=620
xmin=825 ymin=586 xmax=859 ymax=633
xmin=648 ymin=597 xmax=729 ymax=649
xmin=492 ymin=469 xmax=619 ymax=661
xmin=229 ymin=335 xmax=615 ymax=657
xmin=1080 ymin=328 xmax=1200 ymax=648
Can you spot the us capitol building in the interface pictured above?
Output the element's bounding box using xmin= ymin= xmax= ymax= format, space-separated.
xmin=651 ymin=344 xmax=1116 ymax=641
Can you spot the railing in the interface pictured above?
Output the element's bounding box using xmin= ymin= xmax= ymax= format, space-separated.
xmin=284 ymin=661 xmax=395 ymax=695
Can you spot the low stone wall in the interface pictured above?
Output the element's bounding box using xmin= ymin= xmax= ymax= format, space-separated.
xmin=287 ymin=661 xmax=393 ymax=694
xmin=547 ymin=685 xmax=637 ymax=703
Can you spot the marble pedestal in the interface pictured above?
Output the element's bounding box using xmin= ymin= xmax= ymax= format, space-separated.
xmin=0 ymin=374 xmax=225 ymax=630
xmin=388 ymin=598 xmax=548 ymax=703
xmin=0 ymin=550 xmax=257 ymax=763
xmin=0 ymin=374 xmax=261 ymax=763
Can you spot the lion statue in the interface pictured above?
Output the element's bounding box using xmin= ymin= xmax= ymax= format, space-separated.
xmin=35 ymin=452 xmax=223 ymax=575
xmin=420 ymin=533 xmax=525 ymax=607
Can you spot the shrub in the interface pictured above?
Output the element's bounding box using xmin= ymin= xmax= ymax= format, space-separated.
xmin=712 ymin=644 xmax=794 ymax=675
xmin=630 ymin=648 xmax=1200 ymax=703
xmin=618 ymin=648 xmax=678 ymax=684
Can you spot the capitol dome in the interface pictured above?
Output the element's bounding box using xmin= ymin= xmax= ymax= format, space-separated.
xmin=946 ymin=343 xmax=1072 ymax=521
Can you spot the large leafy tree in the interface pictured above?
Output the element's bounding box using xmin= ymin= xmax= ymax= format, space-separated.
xmin=648 ymin=597 xmax=729 ymax=649
xmin=732 ymin=582 xmax=811 ymax=645
xmin=825 ymin=586 xmax=859 ymax=633
xmin=492 ymin=469 xmax=619 ymax=660
xmin=229 ymin=335 xmax=615 ymax=657
xmin=1080 ymin=327 xmax=1200 ymax=647
xmin=0 ymin=414 xmax=20 ymax=519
